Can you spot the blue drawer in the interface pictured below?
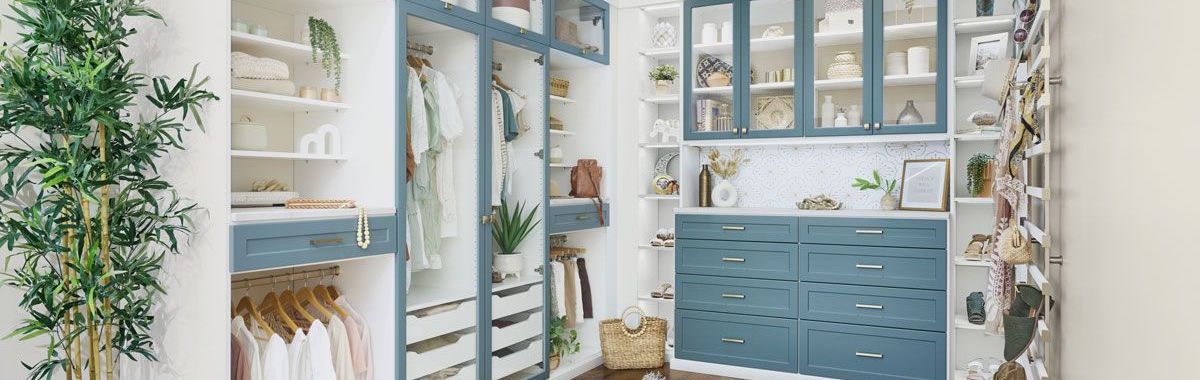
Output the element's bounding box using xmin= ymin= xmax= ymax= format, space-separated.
xmin=677 ymin=274 xmax=799 ymax=319
xmin=799 ymin=283 xmax=946 ymax=332
xmin=799 ymin=218 xmax=946 ymax=249
xmin=677 ymin=310 xmax=798 ymax=373
xmin=548 ymin=203 xmax=609 ymax=234
xmin=800 ymin=244 xmax=946 ymax=290
xmin=231 ymin=215 xmax=399 ymax=273
xmin=676 ymin=240 xmax=799 ymax=281
xmin=677 ymin=214 xmax=799 ymax=243
xmin=799 ymin=320 xmax=946 ymax=380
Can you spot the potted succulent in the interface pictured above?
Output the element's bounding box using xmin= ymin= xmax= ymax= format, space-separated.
xmin=549 ymin=316 xmax=580 ymax=370
xmin=853 ymin=170 xmax=899 ymax=210
xmin=491 ymin=198 xmax=541 ymax=280
xmin=648 ymin=64 xmax=679 ymax=96
xmin=967 ymin=153 xmax=995 ymax=197
xmin=308 ymin=16 xmax=343 ymax=94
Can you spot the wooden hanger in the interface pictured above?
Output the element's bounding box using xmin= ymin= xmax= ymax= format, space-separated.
xmin=313 ymin=285 xmax=348 ymax=320
xmin=279 ymin=289 xmax=315 ymax=327
xmin=492 ymin=73 xmax=514 ymax=92
xmin=327 ymin=285 xmax=341 ymax=300
xmin=258 ymin=291 xmax=299 ymax=338
xmin=297 ymin=285 xmax=333 ymax=322
xmin=234 ymin=295 xmax=275 ymax=337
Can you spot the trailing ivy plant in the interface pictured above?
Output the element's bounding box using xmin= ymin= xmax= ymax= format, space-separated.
xmin=0 ymin=1 xmax=216 ymax=379
xmin=967 ymin=153 xmax=995 ymax=196
xmin=549 ymin=315 xmax=580 ymax=358
xmin=308 ymin=17 xmax=342 ymax=93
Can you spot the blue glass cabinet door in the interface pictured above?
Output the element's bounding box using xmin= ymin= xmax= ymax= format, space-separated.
xmin=741 ymin=0 xmax=804 ymax=139
xmin=683 ymin=0 xmax=744 ymax=140
xmin=872 ymin=0 xmax=946 ymax=134
xmin=486 ymin=0 xmax=552 ymax=45
xmin=405 ymin=0 xmax=487 ymax=24
xmin=549 ymin=0 xmax=609 ymax=64
xmin=804 ymin=0 xmax=875 ymax=137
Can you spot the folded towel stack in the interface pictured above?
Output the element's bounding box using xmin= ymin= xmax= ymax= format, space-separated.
xmin=231 ymin=52 xmax=296 ymax=96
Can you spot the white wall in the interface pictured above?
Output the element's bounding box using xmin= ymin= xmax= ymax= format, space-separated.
xmin=0 ymin=1 xmax=230 ymax=378
xmin=1055 ymin=0 xmax=1200 ymax=377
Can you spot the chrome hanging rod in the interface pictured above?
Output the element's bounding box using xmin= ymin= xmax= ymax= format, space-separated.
xmin=407 ymin=41 xmax=434 ymax=55
xmin=231 ymin=266 xmax=340 ymax=290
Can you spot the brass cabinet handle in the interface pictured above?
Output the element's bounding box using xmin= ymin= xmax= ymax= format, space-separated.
xmin=443 ymin=1 xmax=453 ymax=10
xmin=863 ymin=123 xmax=871 ymax=131
xmin=721 ymin=257 xmax=746 ymax=263
xmin=721 ymin=226 xmax=746 ymax=231
xmin=855 ymin=352 xmax=884 ymax=359
xmin=873 ymin=122 xmax=881 ymax=130
xmin=310 ymin=237 xmax=344 ymax=246
xmin=855 ymin=303 xmax=884 ymax=310
xmin=576 ymin=214 xmax=591 ymax=220
xmin=721 ymin=338 xmax=745 ymax=344
xmin=519 ymin=27 xmax=528 ymax=35
xmin=721 ymin=293 xmax=746 ymax=299
xmin=855 ymin=229 xmax=884 ymax=235
xmin=855 ymin=264 xmax=884 ymax=270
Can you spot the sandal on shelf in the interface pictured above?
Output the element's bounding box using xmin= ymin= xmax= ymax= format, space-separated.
xmin=964 ymin=234 xmax=989 ymax=260
xmin=967 ymin=292 xmax=986 ymax=325
xmin=662 ymin=284 xmax=674 ymax=300
xmin=1002 ymin=284 xmax=1054 ymax=361
xmin=664 ymin=239 xmax=675 ymax=247
xmin=650 ymin=283 xmax=670 ymax=298
xmin=650 ymin=238 xmax=664 ymax=247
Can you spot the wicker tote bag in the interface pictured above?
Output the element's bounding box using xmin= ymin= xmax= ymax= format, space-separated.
xmin=999 ymin=209 xmax=1033 ymax=265
xmin=598 ymin=306 xmax=667 ymax=369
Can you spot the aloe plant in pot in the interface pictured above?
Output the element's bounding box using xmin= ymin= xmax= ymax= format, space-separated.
xmin=491 ymin=198 xmax=541 ymax=281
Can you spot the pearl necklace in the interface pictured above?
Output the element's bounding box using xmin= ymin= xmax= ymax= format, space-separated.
xmin=356 ymin=208 xmax=371 ymax=249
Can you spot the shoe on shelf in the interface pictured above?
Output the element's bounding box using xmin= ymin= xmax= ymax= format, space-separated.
xmin=967 ymin=292 xmax=986 ymax=325
xmin=664 ymin=239 xmax=675 ymax=247
xmin=964 ymin=234 xmax=989 ymax=260
xmin=1003 ymin=284 xmax=1054 ymax=361
xmin=662 ymin=284 xmax=674 ymax=300
xmin=650 ymin=238 xmax=664 ymax=247
xmin=650 ymin=283 xmax=670 ymax=298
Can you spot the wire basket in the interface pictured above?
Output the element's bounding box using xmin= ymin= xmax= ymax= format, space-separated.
xmin=550 ymin=77 xmax=571 ymax=98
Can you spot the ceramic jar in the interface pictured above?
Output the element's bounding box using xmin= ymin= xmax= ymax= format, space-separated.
xmin=821 ymin=95 xmax=836 ymax=127
xmin=886 ymin=52 xmax=908 ymax=76
xmin=493 ymin=252 xmax=524 ymax=280
xmin=654 ymin=80 xmax=673 ymax=96
xmin=701 ymin=23 xmax=718 ymax=44
xmin=880 ymin=193 xmax=899 ymax=210
xmin=711 ymin=179 xmax=738 ymax=208
xmin=493 ymin=0 xmax=532 ymax=30
xmin=908 ymin=46 xmax=931 ymax=74
xmin=848 ymin=105 xmax=861 ymax=127
xmin=231 ymin=116 xmax=267 ymax=151
xmin=720 ymin=21 xmax=734 ymax=43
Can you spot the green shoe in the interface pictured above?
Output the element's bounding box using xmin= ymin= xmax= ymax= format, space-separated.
xmin=1003 ymin=285 xmax=1049 ymax=361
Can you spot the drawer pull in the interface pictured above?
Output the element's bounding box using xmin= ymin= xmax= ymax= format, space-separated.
xmin=576 ymin=215 xmax=592 ymax=220
xmin=721 ymin=338 xmax=745 ymax=344
xmin=720 ymin=257 xmax=746 ymax=263
xmin=855 ymin=264 xmax=884 ymax=270
xmin=721 ymin=226 xmax=746 ymax=231
xmin=855 ymin=229 xmax=884 ymax=235
xmin=309 ymin=237 xmax=344 ymax=246
xmin=855 ymin=304 xmax=884 ymax=310
xmin=855 ymin=352 xmax=884 ymax=359
xmin=721 ymin=293 xmax=746 ymax=299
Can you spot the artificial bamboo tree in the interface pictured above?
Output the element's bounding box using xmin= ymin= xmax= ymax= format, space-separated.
xmin=0 ymin=1 xmax=216 ymax=379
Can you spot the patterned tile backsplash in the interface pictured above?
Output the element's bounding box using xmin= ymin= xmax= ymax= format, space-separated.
xmin=702 ymin=141 xmax=951 ymax=210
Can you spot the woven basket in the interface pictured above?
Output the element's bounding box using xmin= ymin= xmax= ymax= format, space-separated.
xmin=599 ymin=306 xmax=667 ymax=369
xmin=827 ymin=62 xmax=863 ymax=79
xmin=550 ymin=77 xmax=570 ymax=98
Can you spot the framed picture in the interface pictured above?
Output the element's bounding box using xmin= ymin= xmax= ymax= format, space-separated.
xmin=969 ymin=32 xmax=1010 ymax=75
xmin=899 ymin=159 xmax=950 ymax=211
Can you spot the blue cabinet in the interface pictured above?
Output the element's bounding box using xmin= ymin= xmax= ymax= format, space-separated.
xmin=230 ymin=216 xmax=399 ymax=273
xmin=798 ymin=217 xmax=947 ymax=249
xmin=404 ymin=0 xmax=487 ymax=24
xmin=677 ymin=213 xmax=799 ymax=243
xmin=549 ymin=0 xmax=609 ymax=64
xmin=484 ymin=0 xmax=551 ymax=45
xmin=547 ymin=202 xmax=609 ymax=234
xmin=676 ymin=239 xmax=799 ymax=280
xmin=677 ymin=274 xmax=800 ymax=318
xmin=677 ymin=310 xmax=799 ymax=373
xmin=798 ymin=282 xmax=945 ymax=331
xmin=799 ymin=244 xmax=947 ymax=290
xmin=799 ymin=320 xmax=946 ymax=380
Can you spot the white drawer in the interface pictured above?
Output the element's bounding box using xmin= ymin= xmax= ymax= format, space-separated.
xmin=492 ymin=339 xmax=543 ymax=379
xmin=407 ymin=300 xmax=477 ymax=344
xmin=492 ymin=311 xmax=544 ymax=351
xmin=442 ymin=363 xmax=476 ymax=380
xmin=405 ymin=332 xmax=477 ymax=380
xmin=492 ymin=284 xmax=543 ymax=319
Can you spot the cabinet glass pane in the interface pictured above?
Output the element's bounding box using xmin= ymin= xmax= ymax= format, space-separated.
xmin=448 ymin=0 xmax=480 ymax=13
xmin=492 ymin=0 xmax=545 ymax=35
xmin=813 ymin=0 xmax=869 ymax=132
xmin=690 ymin=3 xmax=737 ymax=137
xmin=552 ymin=0 xmax=605 ymax=56
xmin=748 ymin=0 xmax=796 ymax=133
xmin=405 ymin=14 xmax=481 ymax=380
xmin=880 ymin=0 xmax=938 ymax=128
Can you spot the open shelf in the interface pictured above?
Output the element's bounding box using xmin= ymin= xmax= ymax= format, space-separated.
xmin=638 ymin=245 xmax=675 ymax=252
xmin=231 ymin=150 xmax=348 ymax=161
xmin=549 ymin=95 xmax=576 ymax=104
xmin=954 ymin=315 xmax=986 ymax=331
xmin=231 ymin=30 xmax=351 ymax=63
xmin=639 ymin=143 xmax=679 ymax=149
xmin=954 ymin=75 xmax=984 ymax=88
xmin=640 ymin=47 xmax=681 ymax=59
xmin=637 ymin=295 xmax=674 ymax=304
xmin=231 ymin=89 xmax=350 ymax=112
xmin=954 ymin=15 xmax=1015 ymax=34
xmin=954 ymin=197 xmax=995 ymax=204
xmin=954 ymin=131 xmax=1001 ymax=141
xmin=641 ymin=95 xmax=680 ymax=104
xmin=814 ymin=72 xmax=936 ymax=90
xmin=549 ymin=129 xmax=575 ymax=136
xmin=815 ymin=22 xmax=936 ymax=47
xmin=639 ymin=194 xmax=680 ymax=201
xmin=954 ymin=256 xmax=990 ymax=268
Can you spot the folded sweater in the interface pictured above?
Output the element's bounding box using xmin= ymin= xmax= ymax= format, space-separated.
xmin=233 ymin=77 xmax=296 ymax=96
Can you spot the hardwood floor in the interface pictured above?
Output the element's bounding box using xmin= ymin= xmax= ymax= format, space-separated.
xmin=572 ymin=363 xmax=741 ymax=380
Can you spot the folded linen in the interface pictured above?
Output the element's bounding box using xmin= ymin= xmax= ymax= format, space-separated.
xmin=232 ymin=78 xmax=296 ymax=96
xmin=232 ymin=51 xmax=291 ymax=80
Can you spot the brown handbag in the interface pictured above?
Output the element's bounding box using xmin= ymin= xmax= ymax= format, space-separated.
xmin=570 ymin=159 xmax=605 ymax=225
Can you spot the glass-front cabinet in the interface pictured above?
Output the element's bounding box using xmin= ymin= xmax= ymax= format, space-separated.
xmin=486 ymin=0 xmax=551 ymax=44
xmin=807 ymin=0 xmax=872 ymax=136
xmin=407 ymin=0 xmax=486 ymax=23
xmin=874 ymin=0 xmax=943 ymax=135
xmin=746 ymin=0 xmax=803 ymax=138
xmin=550 ymin=0 xmax=609 ymax=63
xmin=684 ymin=0 xmax=743 ymax=140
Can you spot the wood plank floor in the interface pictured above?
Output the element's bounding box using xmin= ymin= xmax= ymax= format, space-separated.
xmin=572 ymin=363 xmax=742 ymax=380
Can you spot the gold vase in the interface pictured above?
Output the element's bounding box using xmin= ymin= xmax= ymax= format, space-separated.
xmin=699 ymin=164 xmax=713 ymax=207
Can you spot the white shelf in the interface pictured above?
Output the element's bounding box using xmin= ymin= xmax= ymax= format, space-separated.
xmin=639 ymin=194 xmax=680 ymax=201
xmin=639 ymin=143 xmax=679 ymax=149
xmin=954 ymin=15 xmax=1015 ymax=34
xmin=640 ymin=47 xmax=681 ymax=59
xmin=954 ymin=75 xmax=985 ymax=88
xmin=954 ymin=315 xmax=986 ymax=331
xmin=231 ymin=150 xmax=348 ymax=161
xmin=405 ymin=286 xmax=476 ymax=312
xmin=814 ymin=72 xmax=935 ymax=90
xmin=676 ymin=207 xmax=949 ymax=220
xmin=549 ymin=129 xmax=575 ymax=136
xmin=549 ymin=163 xmax=575 ymax=168
xmin=229 ymin=206 xmax=395 ymax=224
xmin=813 ymin=77 xmax=864 ymax=91
xmin=641 ymin=95 xmax=680 ymax=104
xmin=639 ymin=2 xmax=681 ymax=19
xmin=750 ymin=81 xmax=794 ymax=92
xmin=681 ymin=132 xmax=949 ymax=148
xmin=814 ymin=22 xmax=937 ymax=47
xmin=954 ymin=131 xmax=1001 ymax=141
xmin=954 ymin=197 xmax=995 ymax=204
xmin=637 ymin=296 xmax=674 ymax=304
xmin=231 ymin=89 xmax=350 ymax=112
xmin=692 ymin=35 xmax=795 ymax=56
xmin=231 ymin=31 xmax=351 ymax=62
xmin=692 ymin=41 xmax=733 ymax=55
xmin=549 ymin=95 xmax=576 ymax=104
xmin=492 ymin=275 xmax=544 ymax=294
xmin=638 ymin=245 xmax=675 ymax=252
xmin=694 ymin=85 xmax=733 ymax=94
xmin=954 ymin=256 xmax=990 ymax=268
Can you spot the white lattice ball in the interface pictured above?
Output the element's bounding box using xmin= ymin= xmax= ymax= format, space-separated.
xmin=651 ymin=22 xmax=677 ymax=48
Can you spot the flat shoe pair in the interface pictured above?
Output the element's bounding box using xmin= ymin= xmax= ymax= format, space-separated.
xmin=1003 ymin=284 xmax=1054 ymax=361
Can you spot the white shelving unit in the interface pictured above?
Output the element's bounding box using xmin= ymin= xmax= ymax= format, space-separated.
xmin=230 ymin=150 xmax=348 ymax=161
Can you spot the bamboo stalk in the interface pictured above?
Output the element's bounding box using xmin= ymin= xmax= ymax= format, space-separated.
xmin=98 ymin=124 xmax=114 ymax=380
xmin=60 ymin=233 xmax=75 ymax=380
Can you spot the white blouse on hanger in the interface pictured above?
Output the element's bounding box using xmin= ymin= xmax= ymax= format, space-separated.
xmin=302 ymin=320 xmax=337 ymax=380
xmin=287 ymin=329 xmax=307 ymax=380
xmin=232 ymin=316 xmax=263 ymax=380
xmin=422 ymin=66 xmax=464 ymax=239
xmin=328 ymin=317 xmax=355 ymax=380
xmin=335 ymin=296 xmax=373 ymax=380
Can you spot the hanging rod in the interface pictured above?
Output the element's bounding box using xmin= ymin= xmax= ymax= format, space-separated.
xmin=407 ymin=41 xmax=434 ymax=55
xmin=231 ymin=266 xmax=340 ymax=290
xmin=492 ymin=62 xmax=503 ymax=71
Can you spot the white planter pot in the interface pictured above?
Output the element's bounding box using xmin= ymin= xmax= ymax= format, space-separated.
xmin=880 ymin=193 xmax=899 ymax=210
xmin=654 ymin=80 xmax=674 ymax=96
xmin=493 ymin=252 xmax=525 ymax=280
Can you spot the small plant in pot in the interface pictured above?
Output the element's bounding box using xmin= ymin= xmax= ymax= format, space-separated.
xmin=967 ymin=153 xmax=995 ymax=197
xmin=492 ymin=198 xmax=541 ymax=281
xmin=853 ymin=170 xmax=899 ymax=210
xmin=648 ymin=64 xmax=679 ymax=96
xmin=549 ymin=315 xmax=580 ymax=370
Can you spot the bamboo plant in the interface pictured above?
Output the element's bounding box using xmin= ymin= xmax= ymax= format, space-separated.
xmin=0 ymin=1 xmax=216 ymax=379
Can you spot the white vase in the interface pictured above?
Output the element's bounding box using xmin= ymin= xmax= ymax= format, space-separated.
xmin=907 ymin=46 xmax=930 ymax=74
xmin=549 ymin=145 xmax=563 ymax=163
xmin=848 ymin=105 xmax=861 ymax=127
xmin=821 ymin=95 xmax=836 ymax=127
xmin=651 ymin=22 xmax=677 ymax=48
xmin=701 ymin=23 xmax=718 ymax=44
xmin=655 ymin=79 xmax=674 ymax=96
xmin=834 ymin=112 xmax=848 ymax=127
xmin=493 ymin=252 xmax=524 ymax=280
xmin=886 ymin=52 xmax=908 ymax=76
xmin=720 ymin=21 xmax=734 ymax=43
xmin=711 ymin=179 xmax=738 ymax=208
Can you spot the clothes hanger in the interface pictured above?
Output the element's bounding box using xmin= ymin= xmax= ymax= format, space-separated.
xmin=296 ymin=278 xmax=333 ymax=322
xmin=280 ymin=281 xmax=316 ymax=326
xmin=492 ymin=73 xmax=514 ymax=92
xmin=257 ymin=280 xmax=297 ymax=339
xmin=313 ymin=275 xmax=348 ymax=320
xmin=234 ymin=292 xmax=275 ymax=337
xmin=406 ymin=55 xmax=424 ymax=70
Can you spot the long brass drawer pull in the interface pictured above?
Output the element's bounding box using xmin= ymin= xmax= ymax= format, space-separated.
xmin=855 ymin=304 xmax=884 ymax=310
xmin=721 ymin=338 xmax=745 ymax=344
xmin=721 ymin=257 xmax=746 ymax=263
xmin=855 ymin=264 xmax=884 ymax=270
xmin=310 ymin=237 xmax=344 ymax=246
xmin=855 ymin=352 xmax=884 ymax=359
xmin=576 ymin=215 xmax=591 ymax=220
xmin=721 ymin=226 xmax=746 ymax=231
xmin=855 ymin=229 xmax=884 ymax=235
xmin=721 ymin=294 xmax=746 ymax=299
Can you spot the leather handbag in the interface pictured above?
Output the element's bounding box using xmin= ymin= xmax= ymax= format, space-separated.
xmin=570 ymin=159 xmax=605 ymax=225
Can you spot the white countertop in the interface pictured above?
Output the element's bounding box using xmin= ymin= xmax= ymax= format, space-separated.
xmin=549 ymin=197 xmax=611 ymax=206
xmin=230 ymin=206 xmax=397 ymax=224
xmin=675 ymin=207 xmax=949 ymax=220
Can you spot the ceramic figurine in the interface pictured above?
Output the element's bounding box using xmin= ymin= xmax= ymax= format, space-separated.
xmin=650 ymin=119 xmax=682 ymax=143
xmin=297 ymin=124 xmax=342 ymax=155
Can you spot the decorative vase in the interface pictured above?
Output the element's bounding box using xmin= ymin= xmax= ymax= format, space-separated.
xmin=549 ymin=145 xmax=564 ymax=164
xmin=654 ymin=79 xmax=674 ymax=96
xmin=880 ymin=193 xmax=899 ymax=210
xmin=493 ymin=252 xmax=525 ymax=280
xmin=651 ymin=22 xmax=677 ymax=48
xmin=847 ymin=105 xmax=861 ymax=127
xmin=711 ymin=179 xmax=738 ymax=208
xmin=699 ymin=164 xmax=713 ymax=207
xmin=827 ymin=51 xmax=863 ymax=79
xmin=907 ymin=46 xmax=931 ymax=74
xmin=720 ymin=21 xmax=734 ymax=43
xmin=977 ymin=0 xmax=995 ymax=16
xmin=821 ymin=95 xmax=836 ymax=127
xmin=231 ymin=116 xmax=267 ymax=150
xmin=834 ymin=112 xmax=848 ymax=127
xmin=897 ymin=100 xmax=924 ymax=124
xmin=549 ymin=355 xmax=561 ymax=370
xmin=701 ymin=23 xmax=718 ymax=44
xmin=886 ymin=51 xmax=908 ymax=76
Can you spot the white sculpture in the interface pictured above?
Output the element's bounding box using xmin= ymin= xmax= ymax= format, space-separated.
xmin=649 ymin=119 xmax=681 ymax=144
xmin=297 ymin=124 xmax=342 ymax=155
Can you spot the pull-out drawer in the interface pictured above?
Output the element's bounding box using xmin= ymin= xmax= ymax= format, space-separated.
xmin=799 ymin=218 xmax=946 ymax=249
xmin=799 ymin=321 xmax=946 ymax=380
xmin=677 ymin=214 xmax=799 ymax=243
xmin=492 ymin=339 xmax=542 ymax=379
xmin=406 ymin=331 xmax=477 ymax=380
xmin=231 ymin=215 xmax=398 ymax=273
xmin=492 ymin=310 xmax=544 ymax=351
xmin=799 ymin=283 xmax=945 ymax=332
xmin=800 ymin=244 xmax=946 ymax=290
xmin=677 ymin=274 xmax=799 ymax=319
xmin=548 ymin=203 xmax=609 ymax=234
xmin=492 ymin=283 xmax=544 ymax=319
xmin=676 ymin=240 xmax=799 ymax=281
xmin=407 ymin=300 xmax=477 ymax=344
xmin=676 ymin=310 xmax=798 ymax=373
